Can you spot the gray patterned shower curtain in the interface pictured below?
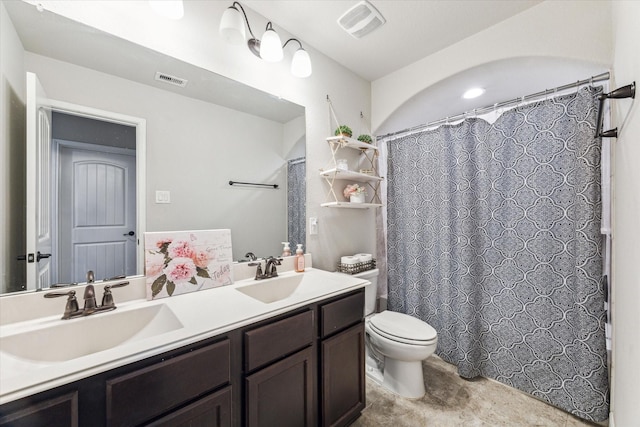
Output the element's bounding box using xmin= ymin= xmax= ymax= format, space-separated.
xmin=386 ymin=87 xmax=608 ymax=421
xmin=287 ymin=157 xmax=306 ymax=250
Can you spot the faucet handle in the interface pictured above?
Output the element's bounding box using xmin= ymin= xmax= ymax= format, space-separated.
xmin=44 ymin=290 xmax=80 ymax=320
xmin=248 ymin=261 xmax=264 ymax=280
xmin=44 ymin=289 xmax=76 ymax=298
xmin=101 ymin=281 xmax=129 ymax=308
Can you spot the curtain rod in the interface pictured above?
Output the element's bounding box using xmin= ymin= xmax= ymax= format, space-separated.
xmin=377 ymin=72 xmax=610 ymax=141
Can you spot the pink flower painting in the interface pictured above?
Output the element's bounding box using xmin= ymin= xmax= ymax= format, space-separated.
xmin=144 ymin=229 xmax=233 ymax=300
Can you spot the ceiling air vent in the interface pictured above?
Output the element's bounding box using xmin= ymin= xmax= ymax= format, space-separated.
xmin=154 ymin=72 xmax=188 ymax=88
xmin=337 ymin=0 xmax=386 ymax=39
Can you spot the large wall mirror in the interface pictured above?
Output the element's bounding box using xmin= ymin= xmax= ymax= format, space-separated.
xmin=1 ymin=1 xmax=306 ymax=295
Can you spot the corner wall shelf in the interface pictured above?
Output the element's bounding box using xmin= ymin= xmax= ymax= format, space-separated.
xmin=320 ymin=135 xmax=383 ymax=208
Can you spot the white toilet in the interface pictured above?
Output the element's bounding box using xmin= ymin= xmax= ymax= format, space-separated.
xmin=354 ymin=269 xmax=438 ymax=399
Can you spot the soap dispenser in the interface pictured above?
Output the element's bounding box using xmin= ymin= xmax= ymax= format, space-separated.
xmin=295 ymin=244 xmax=305 ymax=272
xmin=281 ymin=242 xmax=291 ymax=257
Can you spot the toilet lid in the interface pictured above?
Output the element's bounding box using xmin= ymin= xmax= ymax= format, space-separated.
xmin=369 ymin=311 xmax=437 ymax=343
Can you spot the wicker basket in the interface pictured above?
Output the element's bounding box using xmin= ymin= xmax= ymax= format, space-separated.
xmin=336 ymin=259 xmax=376 ymax=275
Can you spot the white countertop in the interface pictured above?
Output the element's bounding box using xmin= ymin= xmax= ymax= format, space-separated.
xmin=0 ymin=266 xmax=367 ymax=405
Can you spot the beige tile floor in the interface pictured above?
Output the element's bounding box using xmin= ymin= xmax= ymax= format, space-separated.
xmin=352 ymin=356 xmax=606 ymax=427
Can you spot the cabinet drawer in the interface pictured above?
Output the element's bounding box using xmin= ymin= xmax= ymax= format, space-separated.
xmin=106 ymin=339 xmax=230 ymax=427
xmin=245 ymin=310 xmax=314 ymax=372
xmin=146 ymin=387 xmax=232 ymax=427
xmin=320 ymin=291 xmax=364 ymax=338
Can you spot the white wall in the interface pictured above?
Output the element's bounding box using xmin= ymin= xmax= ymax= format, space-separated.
xmin=0 ymin=2 xmax=26 ymax=293
xmin=25 ymin=53 xmax=290 ymax=261
xmin=610 ymin=2 xmax=640 ymax=425
xmin=372 ymin=0 xmax=612 ymax=131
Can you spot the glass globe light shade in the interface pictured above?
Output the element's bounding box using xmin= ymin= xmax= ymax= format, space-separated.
xmin=291 ymin=48 xmax=312 ymax=78
xmin=219 ymin=6 xmax=246 ymax=45
xmin=260 ymin=28 xmax=283 ymax=62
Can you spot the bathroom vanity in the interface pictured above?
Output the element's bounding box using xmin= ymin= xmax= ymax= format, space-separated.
xmin=0 ymin=265 xmax=366 ymax=427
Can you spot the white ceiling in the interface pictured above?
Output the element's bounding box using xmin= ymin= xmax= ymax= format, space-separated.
xmin=244 ymin=0 xmax=543 ymax=81
xmin=242 ymin=1 xmax=608 ymax=134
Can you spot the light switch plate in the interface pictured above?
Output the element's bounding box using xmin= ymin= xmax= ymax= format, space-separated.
xmin=309 ymin=217 xmax=318 ymax=235
xmin=155 ymin=190 xmax=171 ymax=204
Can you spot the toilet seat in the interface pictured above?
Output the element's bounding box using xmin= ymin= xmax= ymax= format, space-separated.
xmin=368 ymin=311 xmax=437 ymax=346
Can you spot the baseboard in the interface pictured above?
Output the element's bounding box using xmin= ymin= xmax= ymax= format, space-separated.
xmin=609 ymin=411 xmax=614 ymax=427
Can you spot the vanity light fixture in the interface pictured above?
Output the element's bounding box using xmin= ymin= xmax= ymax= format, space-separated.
xmin=149 ymin=0 xmax=184 ymax=20
xmin=463 ymin=87 xmax=486 ymax=99
xmin=219 ymin=2 xmax=313 ymax=77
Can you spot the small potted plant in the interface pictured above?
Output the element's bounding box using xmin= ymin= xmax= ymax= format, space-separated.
xmin=357 ymin=134 xmax=372 ymax=144
xmin=343 ymin=183 xmax=366 ymax=203
xmin=334 ymin=125 xmax=353 ymax=138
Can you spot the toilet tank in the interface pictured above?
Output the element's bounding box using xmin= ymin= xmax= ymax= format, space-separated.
xmin=352 ymin=269 xmax=379 ymax=316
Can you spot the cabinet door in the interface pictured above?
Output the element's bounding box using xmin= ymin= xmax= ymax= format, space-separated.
xmin=321 ymin=322 xmax=365 ymax=427
xmin=0 ymin=391 xmax=78 ymax=427
xmin=245 ymin=347 xmax=314 ymax=427
xmin=146 ymin=387 xmax=231 ymax=427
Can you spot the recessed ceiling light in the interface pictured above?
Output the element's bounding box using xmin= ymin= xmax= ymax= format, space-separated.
xmin=462 ymin=87 xmax=486 ymax=99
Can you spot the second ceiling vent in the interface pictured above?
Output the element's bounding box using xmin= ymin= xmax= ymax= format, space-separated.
xmin=337 ymin=0 xmax=386 ymax=39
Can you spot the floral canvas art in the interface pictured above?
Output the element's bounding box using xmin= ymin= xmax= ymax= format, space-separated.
xmin=144 ymin=229 xmax=233 ymax=300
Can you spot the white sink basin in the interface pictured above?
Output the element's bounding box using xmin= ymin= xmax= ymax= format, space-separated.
xmin=235 ymin=274 xmax=303 ymax=303
xmin=1 ymin=304 xmax=183 ymax=362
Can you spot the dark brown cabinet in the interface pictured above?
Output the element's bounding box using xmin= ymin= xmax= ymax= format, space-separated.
xmin=319 ymin=291 xmax=366 ymax=427
xmin=243 ymin=308 xmax=316 ymax=426
xmin=106 ymin=339 xmax=230 ymax=426
xmin=245 ymin=347 xmax=315 ymax=427
xmin=321 ymin=323 xmax=365 ymax=427
xmin=0 ymin=391 xmax=78 ymax=427
xmin=0 ymin=288 xmax=365 ymax=427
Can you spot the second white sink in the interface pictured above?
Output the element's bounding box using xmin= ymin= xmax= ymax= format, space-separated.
xmin=235 ymin=274 xmax=303 ymax=303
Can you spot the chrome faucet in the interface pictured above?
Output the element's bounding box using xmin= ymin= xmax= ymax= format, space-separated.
xmin=44 ymin=278 xmax=130 ymax=320
xmin=249 ymin=256 xmax=282 ymax=280
xmin=264 ymin=257 xmax=282 ymax=278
